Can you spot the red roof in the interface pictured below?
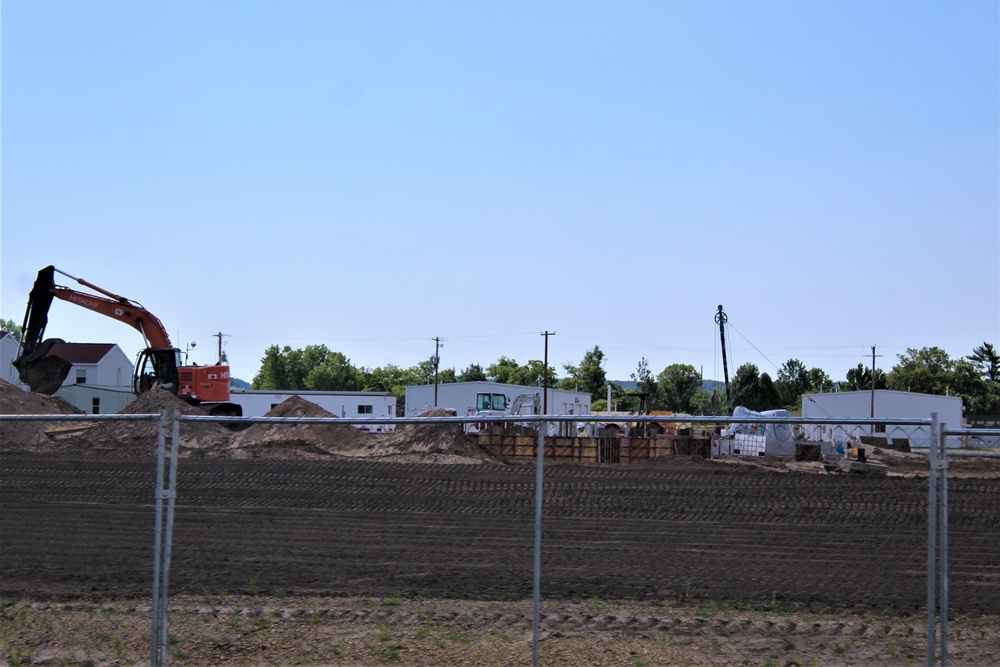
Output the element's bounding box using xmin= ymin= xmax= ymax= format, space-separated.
xmin=46 ymin=342 xmax=117 ymax=364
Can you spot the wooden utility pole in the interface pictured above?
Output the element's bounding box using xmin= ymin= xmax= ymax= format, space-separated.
xmin=541 ymin=331 xmax=554 ymax=414
xmin=432 ymin=337 xmax=441 ymax=407
xmin=213 ymin=332 xmax=230 ymax=365
xmin=870 ymin=345 xmax=883 ymax=429
xmin=715 ymin=306 xmax=731 ymax=412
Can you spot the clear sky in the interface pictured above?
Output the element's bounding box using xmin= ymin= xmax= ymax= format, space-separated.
xmin=2 ymin=1 xmax=998 ymax=387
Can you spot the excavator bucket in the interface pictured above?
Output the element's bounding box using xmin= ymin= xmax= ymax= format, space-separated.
xmin=13 ymin=338 xmax=73 ymax=395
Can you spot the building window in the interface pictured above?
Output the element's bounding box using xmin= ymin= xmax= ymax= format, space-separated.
xmin=358 ymin=405 xmax=373 ymax=414
xmin=91 ymin=398 xmax=100 ymax=414
xmin=875 ymin=424 xmax=886 ymax=433
xmin=76 ymin=369 xmax=87 ymax=384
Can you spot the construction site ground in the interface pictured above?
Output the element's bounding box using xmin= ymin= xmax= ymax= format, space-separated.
xmin=3 ymin=381 xmax=1000 ymax=666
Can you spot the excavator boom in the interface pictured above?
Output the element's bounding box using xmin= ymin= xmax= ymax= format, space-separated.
xmin=12 ymin=266 xmax=234 ymax=411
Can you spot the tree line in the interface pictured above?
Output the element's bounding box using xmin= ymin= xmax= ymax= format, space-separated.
xmin=2 ymin=318 xmax=995 ymax=417
xmin=249 ymin=341 xmax=1000 ymax=417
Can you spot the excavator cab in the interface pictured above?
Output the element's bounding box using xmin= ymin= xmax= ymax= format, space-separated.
xmin=133 ymin=348 xmax=182 ymax=395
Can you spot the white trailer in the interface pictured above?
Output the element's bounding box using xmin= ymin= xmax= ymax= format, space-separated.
xmin=228 ymin=389 xmax=397 ymax=432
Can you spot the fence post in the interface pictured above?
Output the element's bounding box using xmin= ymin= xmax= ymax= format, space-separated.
xmin=939 ymin=420 xmax=949 ymax=666
xmin=926 ymin=412 xmax=949 ymax=667
xmin=150 ymin=409 xmax=181 ymax=667
xmin=150 ymin=408 xmax=167 ymax=667
xmin=532 ymin=420 xmax=545 ymax=667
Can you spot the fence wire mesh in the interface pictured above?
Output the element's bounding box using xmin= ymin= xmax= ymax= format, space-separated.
xmin=3 ymin=410 xmax=999 ymax=667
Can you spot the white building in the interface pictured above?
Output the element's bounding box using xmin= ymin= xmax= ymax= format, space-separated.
xmin=1 ymin=331 xmax=23 ymax=388
xmin=801 ymin=389 xmax=964 ymax=449
xmin=405 ymin=381 xmax=592 ymax=433
xmin=228 ymin=389 xmax=397 ymax=431
xmin=3 ymin=335 xmax=135 ymax=414
xmin=48 ymin=342 xmax=135 ymax=414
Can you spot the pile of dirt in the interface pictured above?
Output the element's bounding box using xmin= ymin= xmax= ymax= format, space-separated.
xmin=227 ymin=395 xmax=371 ymax=459
xmin=0 ymin=378 xmax=85 ymax=451
xmin=367 ymin=408 xmax=499 ymax=463
xmin=83 ymin=388 xmax=232 ymax=455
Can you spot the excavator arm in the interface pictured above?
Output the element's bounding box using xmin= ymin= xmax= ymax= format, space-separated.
xmin=13 ymin=265 xmax=175 ymax=393
xmin=13 ymin=265 xmax=236 ymax=412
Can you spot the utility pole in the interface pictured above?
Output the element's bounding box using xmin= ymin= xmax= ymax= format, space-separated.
xmin=432 ymin=337 xmax=441 ymax=407
xmin=213 ymin=332 xmax=230 ymax=365
xmin=870 ymin=345 xmax=883 ymax=432
xmin=541 ymin=331 xmax=554 ymax=414
xmin=715 ymin=306 xmax=731 ymax=412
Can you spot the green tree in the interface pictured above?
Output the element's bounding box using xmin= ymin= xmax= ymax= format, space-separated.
xmin=730 ymin=363 xmax=779 ymax=411
xmin=657 ymin=364 xmax=702 ymax=413
xmin=758 ymin=372 xmax=780 ymax=410
xmin=561 ymin=346 xmax=607 ymax=400
xmin=689 ymin=389 xmax=713 ymax=416
xmin=457 ymin=363 xmax=487 ymax=382
xmin=885 ymin=346 xmax=1000 ymax=417
xmin=950 ymin=359 xmax=1000 ymax=415
xmin=808 ymin=367 xmax=835 ymax=394
xmin=251 ymin=344 xmax=362 ymax=391
xmin=886 ymin=347 xmax=955 ymax=395
xmin=361 ymin=364 xmax=421 ymax=416
xmin=412 ymin=359 xmax=436 ymax=385
xmin=842 ymin=363 xmax=888 ymax=392
xmin=486 ymin=356 xmax=520 ymax=385
xmin=486 ymin=357 xmax=556 ymax=387
xmin=630 ymin=357 xmax=660 ymax=409
xmin=252 ymin=345 xmax=293 ymax=390
xmin=437 ymin=368 xmax=457 ymax=384
xmin=776 ymin=359 xmax=810 ymax=409
xmin=731 ymin=363 xmax=761 ymax=410
xmin=1 ymin=318 xmax=22 ymax=339
xmin=968 ymin=342 xmax=1000 ymax=383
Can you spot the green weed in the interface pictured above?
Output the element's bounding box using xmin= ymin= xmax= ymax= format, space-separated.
xmin=242 ymin=575 xmax=260 ymax=596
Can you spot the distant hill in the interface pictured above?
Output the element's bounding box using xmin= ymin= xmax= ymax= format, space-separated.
xmin=231 ymin=377 xmax=251 ymax=390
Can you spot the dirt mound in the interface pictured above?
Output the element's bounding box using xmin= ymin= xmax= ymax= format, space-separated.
xmin=368 ymin=408 xmax=499 ymax=463
xmin=227 ymin=401 xmax=499 ymax=463
xmin=0 ymin=378 xmax=86 ymax=451
xmin=83 ymin=388 xmax=232 ymax=455
xmin=227 ymin=395 xmax=371 ymax=459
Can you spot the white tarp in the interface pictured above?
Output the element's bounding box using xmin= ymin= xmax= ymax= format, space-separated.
xmin=726 ymin=406 xmax=796 ymax=456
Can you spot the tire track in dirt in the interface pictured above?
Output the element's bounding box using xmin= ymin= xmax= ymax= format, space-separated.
xmin=3 ymin=453 xmax=1000 ymax=614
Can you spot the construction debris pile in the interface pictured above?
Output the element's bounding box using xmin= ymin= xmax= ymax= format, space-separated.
xmin=0 ymin=380 xmax=496 ymax=464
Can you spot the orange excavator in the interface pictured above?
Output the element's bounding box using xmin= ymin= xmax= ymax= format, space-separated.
xmin=13 ymin=265 xmax=240 ymax=415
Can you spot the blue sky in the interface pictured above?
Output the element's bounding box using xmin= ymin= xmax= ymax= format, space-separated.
xmin=2 ymin=1 xmax=998 ymax=386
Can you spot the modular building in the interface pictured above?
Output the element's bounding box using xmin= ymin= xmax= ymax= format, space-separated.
xmin=800 ymin=389 xmax=963 ymax=449
xmin=228 ymin=389 xmax=397 ymax=431
xmin=405 ymin=381 xmax=591 ymax=434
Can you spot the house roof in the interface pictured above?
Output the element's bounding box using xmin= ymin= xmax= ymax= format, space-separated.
xmin=46 ymin=342 xmax=117 ymax=364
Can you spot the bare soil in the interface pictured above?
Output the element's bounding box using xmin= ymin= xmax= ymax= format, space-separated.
xmin=3 ymin=380 xmax=1000 ymax=666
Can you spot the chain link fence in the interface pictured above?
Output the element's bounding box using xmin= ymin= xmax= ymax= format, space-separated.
xmin=0 ymin=412 xmax=1000 ymax=665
